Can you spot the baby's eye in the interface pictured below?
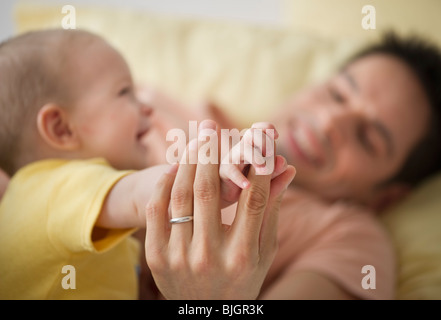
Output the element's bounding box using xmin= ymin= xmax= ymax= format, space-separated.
xmin=118 ymin=86 xmax=131 ymax=96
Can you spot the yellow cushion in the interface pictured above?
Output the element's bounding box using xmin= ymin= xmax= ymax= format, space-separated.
xmin=13 ymin=2 xmax=441 ymax=299
xmin=283 ymin=0 xmax=441 ymax=46
xmin=13 ymin=3 xmax=366 ymax=128
xmin=381 ymin=173 xmax=441 ymax=299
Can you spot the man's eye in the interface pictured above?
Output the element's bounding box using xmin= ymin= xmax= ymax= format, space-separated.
xmin=328 ymin=87 xmax=345 ymax=104
xmin=357 ymin=125 xmax=376 ymax=155
xmin=118 ymin=87 xmax=131 ymax=96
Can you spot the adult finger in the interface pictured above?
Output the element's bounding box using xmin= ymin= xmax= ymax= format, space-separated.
xmin=259 ymin=165 xmax=296 ymax=259
xmin=270 ymin=155 xmax=288 ymax=179
xmin=229 ymin=165 xmax=271 ymax=252
xmin=193 ymin=119 xmax=223 ymax=242
xmin=145 ymin=164 xmax=178 ymax=262
xmin=169 ymin=138 xmax=198 ymax=245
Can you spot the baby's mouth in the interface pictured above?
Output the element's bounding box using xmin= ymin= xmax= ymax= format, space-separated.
xmin=136 ymin=127 xmax=151 ymax=142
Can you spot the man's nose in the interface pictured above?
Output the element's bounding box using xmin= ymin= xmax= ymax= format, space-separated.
xmin=321 ymin=108 xmax=365 ymax=148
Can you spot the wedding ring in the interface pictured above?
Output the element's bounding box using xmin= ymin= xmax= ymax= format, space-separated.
xmin=169 ymin=215 xmax=194 ymax=224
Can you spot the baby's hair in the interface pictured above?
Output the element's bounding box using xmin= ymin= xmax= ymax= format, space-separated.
xmin=0 ymin=29 xmax=95 ymax=175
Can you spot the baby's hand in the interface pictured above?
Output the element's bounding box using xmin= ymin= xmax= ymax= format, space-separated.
xmin=219 ymin=122 xmax=288 ymax=206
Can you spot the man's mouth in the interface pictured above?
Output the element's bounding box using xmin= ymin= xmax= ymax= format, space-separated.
xmin=286 ymin=120 xmax=326 ymax=168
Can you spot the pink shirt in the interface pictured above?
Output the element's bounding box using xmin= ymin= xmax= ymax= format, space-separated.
xmin=223 ymin=187 xmax=396 ymax=300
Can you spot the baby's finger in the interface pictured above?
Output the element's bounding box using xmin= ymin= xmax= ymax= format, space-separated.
xmin=228 ymin=139 xmax=268 ymax=176
xmin=250 ymin=122 xmax=278 ymax=158
xmin=251 ymin=122 xmax=279 ymax=140
xmin=219 ymin=162 xmax=250 ymax=190
xmin=242 ymin=128 xmax=274 ymax=158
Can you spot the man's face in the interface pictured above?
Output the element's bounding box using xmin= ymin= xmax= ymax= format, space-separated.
xmin=66 ymin=36 xmax=153 ymax=170
xmin=273 ymin=54 xmax=430 ymax=204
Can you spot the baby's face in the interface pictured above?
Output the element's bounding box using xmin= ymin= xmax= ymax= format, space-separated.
xmin=65 ymin=36 xmax=153 ymax=170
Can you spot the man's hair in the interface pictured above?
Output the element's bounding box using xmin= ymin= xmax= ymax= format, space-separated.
xmin=347 ymin=31 xmax=441 ymax=188
xmin=0 ymin=29 xmax=90 ymax=175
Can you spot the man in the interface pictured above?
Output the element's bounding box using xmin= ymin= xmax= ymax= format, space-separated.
xmin=142 ymin=32 xmax=441 ymax=299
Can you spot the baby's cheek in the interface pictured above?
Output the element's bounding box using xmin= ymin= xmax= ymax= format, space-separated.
xmin=77 ymin=121 xmax=99 ymax=136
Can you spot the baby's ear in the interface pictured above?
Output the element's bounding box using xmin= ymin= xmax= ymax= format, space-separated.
xmin=36 ymin=103 xmax=80 ymax=151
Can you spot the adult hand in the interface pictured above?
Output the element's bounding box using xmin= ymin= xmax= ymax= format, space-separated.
xmin=144 ymin=120 xmax=295 ymax=300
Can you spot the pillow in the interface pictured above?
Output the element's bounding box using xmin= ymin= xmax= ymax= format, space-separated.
xmin=283 ymin=0 xmax=441 ymax=46
xmin=13 ymin=2 xmax=441 ymax=299
xmin=381 ymin=173 xmax=441 ymax=299
xmin=13 ymin=2 xmax=366 ymax=128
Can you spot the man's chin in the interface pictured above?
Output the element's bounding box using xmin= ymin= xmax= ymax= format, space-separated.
xmin=287 ymin=167 xmax=320 ymax=190
xmin=111 ymin=157 xmax=150 ymax=171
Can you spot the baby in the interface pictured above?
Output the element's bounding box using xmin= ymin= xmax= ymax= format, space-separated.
xmin=0 ymin=29 xmax=288 ymax=299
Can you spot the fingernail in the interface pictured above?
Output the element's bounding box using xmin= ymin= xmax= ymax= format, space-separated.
xmin=167 ymin=163 xmax=179 ymax=174
xmin=199 ymin=119 xmax=217 ymax=131
xmin=198 ymin=128 xmax=216 ymax=139
xmin=188 ymin=138 xmax=198 ymax=151
xmin=256 ymin=166 xmax=269 ymax=175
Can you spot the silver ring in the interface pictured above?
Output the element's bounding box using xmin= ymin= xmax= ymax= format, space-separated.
xmin=169 ymin=215 xmax=194 ymax=224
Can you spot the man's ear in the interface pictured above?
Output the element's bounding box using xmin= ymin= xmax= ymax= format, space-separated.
xmin=368 ymin=183 xmax=412 ymax=212
xmin=36 ymin=104 xmax=80 ymax=151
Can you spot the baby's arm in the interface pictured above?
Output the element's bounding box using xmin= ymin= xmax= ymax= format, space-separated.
xmin=219 ymin=122 xmax=288 ymax=206
xmin=95 ymin=122 xmax=287 ymax=229
xmin=95 ymin=164 xmax=172 ymax=229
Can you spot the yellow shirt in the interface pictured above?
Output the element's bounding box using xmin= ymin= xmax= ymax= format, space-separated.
xmin=0 ymin=158 xmax=140 ymax=300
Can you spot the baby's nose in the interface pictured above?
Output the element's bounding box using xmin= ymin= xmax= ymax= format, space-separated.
xmin=140 ymin=102 xmax=154 ymax=117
